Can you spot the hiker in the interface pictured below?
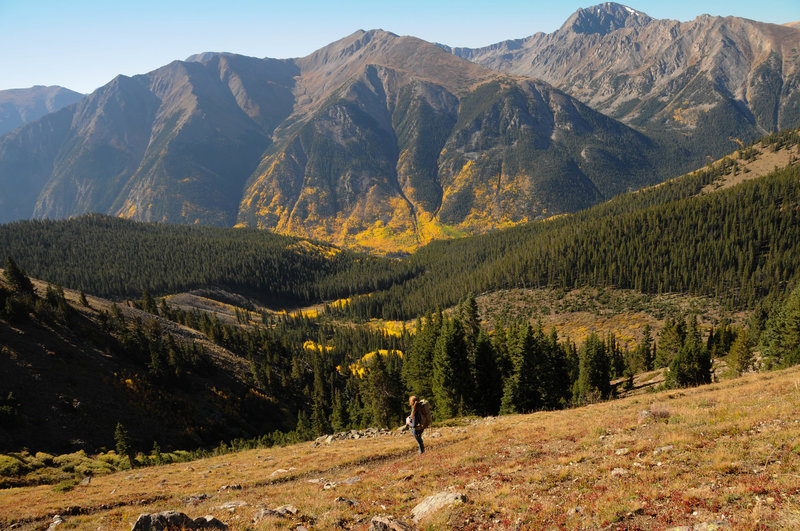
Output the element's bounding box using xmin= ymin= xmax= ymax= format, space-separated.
xmin=406 ymin=395 xmax=425 ymax=454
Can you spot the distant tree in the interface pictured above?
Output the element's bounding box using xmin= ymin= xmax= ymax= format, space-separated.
xmin=432 ymin=318 xmax=469 ymax=418
xmin=665 ymin=318 xmax=712 ymax=388
xmin=655 ymin=317 xmax=684 ymax=368
xmin=761 ymin=284 xmax=800 ymax=369
xmin=367 ymin=352 xmax=398 ymax=428
xmin=141 ymin=289 xmax=157 ymax=314
xmin=473 ymin=330 xmax=502 ymax=415
xmin=726 ymin=330 xmax=755 ymax=376
xmin=575 ymin=333 xmax=611 ymax=404
xmin=633 ymin=325 xmax=654 ymax=372
xmin=79 ymin=290 xmax=90 ymax=308
xmin=402 ymin=314 xmax=439 ymax=399
xmin=114 ymin=422 xmax=135 ymax=469
xmin=4 ymin=257 xmax=34 ymax=295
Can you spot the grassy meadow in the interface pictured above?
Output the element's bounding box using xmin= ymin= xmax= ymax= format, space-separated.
xmin=2 ymin=366 xmax=800 ymax=529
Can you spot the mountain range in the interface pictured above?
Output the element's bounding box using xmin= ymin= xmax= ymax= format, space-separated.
xmin=0 ymin=86 xmax=83 ymax=137
xmin=443 ymin=2 xmax=800 ymax=138
xmin=0 ymin=3 xmax=798 ymax=254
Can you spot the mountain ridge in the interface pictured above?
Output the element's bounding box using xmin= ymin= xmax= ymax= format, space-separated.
xmin=1 ymin=6 xmax=799 ymax=253
xmin=443 ymin=3 xmax=800 ymax=137
xmin=0 ymin=85 xmax=83 ymax=137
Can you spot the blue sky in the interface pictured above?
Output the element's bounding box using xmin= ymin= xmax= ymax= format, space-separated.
xmin=1 ymin=0 xmax=798 ymax=94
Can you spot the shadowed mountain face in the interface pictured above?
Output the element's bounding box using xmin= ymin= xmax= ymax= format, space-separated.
xmin=444 ymin=3 xmax=800 ymax=141
xmin=3 ymin=11 xmax=796 ymax=253
xmin=0 ymin=86 xmax=84 ymax=137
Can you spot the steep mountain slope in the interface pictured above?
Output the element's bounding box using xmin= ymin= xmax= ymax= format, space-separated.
xmin=0 ymin=55 xmax=296 ymax=226
xmin=0 ymin=86 xmax=83 ymax=137
xmin=0 ymin=30 xmax=672 ymax=253
xmin=238 ymin=32 xmax=658 ymax=252
xmin=445 ymin=3 xmax=800 ymax=144
xmin=0 ymin=277 xmax=282 ymax=454
xmin=3 ymin=14 xmax=794 ymax=253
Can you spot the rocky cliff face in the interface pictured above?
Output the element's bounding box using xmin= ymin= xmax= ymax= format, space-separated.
xmin=445 ymin=3 xmax=800 ymax=139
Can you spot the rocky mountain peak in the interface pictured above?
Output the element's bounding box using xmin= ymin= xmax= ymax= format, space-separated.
xmin=560 ymin=2 xmax=653 ymax=35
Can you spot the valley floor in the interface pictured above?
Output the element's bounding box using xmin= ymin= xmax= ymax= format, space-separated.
xmin=3 ymin=367 xmax=800 ymax=529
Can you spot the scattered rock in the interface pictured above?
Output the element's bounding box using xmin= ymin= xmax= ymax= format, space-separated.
xmin=253 ymin=509 xmax=282 ymax=521
xmin=369 ymin=515 xmax=415 ymax=530
xmin=276 ymin=505 xmax=298 ymax=516
xmin=79 ymin=476 xmax=91 ymax=485
xmin=47 ymin=515 xmax=63 ymax=530
xmin=411 ymin=492 xmax=467 ymax=524
xmin=653 ymin=445 xmax=674 ymax=455
xmin=218 ymin=484 xmax=242 ymax=491
xmin=639 ymin=408 xmax=670 ymax=423
xmin=694 ymin=522 xmax=729 ymax=530
xmin=270 ymin=467 xmax=295 ymax=476
xmin=611 ymin=467 xmax=629 ymax=477
xmin=131 ymin=511 xmax=228 ymax=530
xmin=314 ymin=428 xmax=398 ymax=445
xmin=335 ymin=496 xmax=358 ymax=506
xmin=615 ymin=448 xmax=630 ymax=455
xmin=567 ymin=507 xmax=583 ymax=516
xmin=184 ymin=494 xmax=211 ymax=505
xmin=215 ymin=501 xmax=247 ymax=510
xmin=324 ymin=476 xmax=362 ymax=489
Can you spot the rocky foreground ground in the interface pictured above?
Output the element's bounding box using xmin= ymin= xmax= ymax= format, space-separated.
xmin=3 ymin=366 xmax=800 ymax=529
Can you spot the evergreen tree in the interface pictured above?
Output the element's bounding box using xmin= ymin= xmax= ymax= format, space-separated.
xmin=473 ymin=330 xmax=502 ymax=415
xmin=432 ymin=318 xmax=469 ymax=418
xmin=633 ymin=325 xmax=654 ymax=372
xmin=4 ymin=257 xmax=34 ymax=295
xmin=575 ymin=333 xmax=611 ymax=404
xmin=761 ymin=284 xmax=800 ymax=368
xmin=141 ymin=289 xmax=157 ymax=314
xmin=665 ymin=318 xmax=712 ymax=388
xmin=114 ymin=422 xmax=135 ymax=469
xmin=329 ymin=390 xmax=348 ymax=433
xmin=655 ymin=317 xmax=684 ymax=368
xmin=402 ymin=314 xmax=438 ymax=399
xmin=726 ymin=329 xmax=754 ymax=376
xmin=367 ymin=352 xmax=399 ymax=428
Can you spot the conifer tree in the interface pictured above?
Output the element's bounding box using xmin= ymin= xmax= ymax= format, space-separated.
xmin=367 ymin=352 xmax=397 ymax=428
xmin=402 ymin=314 xmax=439 ymax=399
xmin=4 ymin=257 xmax=34 ymax=295
xmin=726 ymin=330 xmax=754 ymax=376
xmin=575 ymin=333 xmax=611 ymax=404
xmin=432 ymin=318 xmax=469 ymax=418
xmin=474 ymin=330 xmax=502 ymax=415
xmin=114 ymin=422 xmax=135 ymax=469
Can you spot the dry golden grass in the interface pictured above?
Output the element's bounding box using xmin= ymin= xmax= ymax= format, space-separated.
xmin=3 ymin=367 xmax=800 ymax=529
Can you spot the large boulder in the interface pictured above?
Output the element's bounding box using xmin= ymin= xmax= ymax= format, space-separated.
xmin=369 ymin=515 xmax=415 ymax=530
xmin=411 ymin=492 xmax=467 ymax=524
xmin=131 ymin=511 xmax=227 ymax=530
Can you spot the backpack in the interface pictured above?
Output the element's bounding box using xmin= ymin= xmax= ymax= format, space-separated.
xmin=417 ymin=399 xmax=432 ymax=429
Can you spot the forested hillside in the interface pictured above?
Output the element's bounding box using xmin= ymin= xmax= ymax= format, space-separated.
xmin=1 ymin=130 xmax=798 ymax=319
xmin=1 ymin=129 xmax=799 ymax=468
xmin=0 ymin=215 xmax=412 ymax=306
